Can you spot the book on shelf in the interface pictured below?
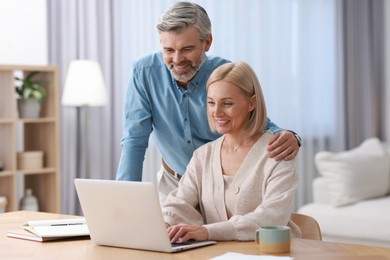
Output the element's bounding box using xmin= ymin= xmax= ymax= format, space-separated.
xmin=7 ymin=218 xmax=90 ymax=242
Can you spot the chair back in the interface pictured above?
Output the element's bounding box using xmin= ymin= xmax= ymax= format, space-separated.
xmin=291 ymin=213 xmax=322 ymax=240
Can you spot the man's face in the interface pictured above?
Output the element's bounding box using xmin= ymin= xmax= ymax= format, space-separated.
xmin=160 ymin=26 xmax=212 ymax=86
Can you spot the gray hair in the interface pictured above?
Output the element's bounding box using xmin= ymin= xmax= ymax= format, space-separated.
xmin=156 ymin=2 xmax=211 ymax=42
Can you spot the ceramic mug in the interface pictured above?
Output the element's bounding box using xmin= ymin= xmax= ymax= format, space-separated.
xmin=255 ymin=225 xmax=290 ymax=254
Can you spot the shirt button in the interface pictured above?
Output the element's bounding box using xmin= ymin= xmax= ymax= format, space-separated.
xmin=187 ymin=140 xmax=191 ymax=144
xmin=234 ymin=187 xmax=240 ymax=194
xmin=184 ymin=118 xmax=187 ymax=121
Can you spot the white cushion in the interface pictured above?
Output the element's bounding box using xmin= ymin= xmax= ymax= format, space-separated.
xmin=312 ymin=177 xmax=332 ymax=204
xmin=299 ymin=197 xmax=390 ymax=244
xmin=315 ymin=137 xmax=390 ymax=206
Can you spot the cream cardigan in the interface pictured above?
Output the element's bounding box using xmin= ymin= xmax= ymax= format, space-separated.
xmin=162 ymin=131 xmax=301 ymax=241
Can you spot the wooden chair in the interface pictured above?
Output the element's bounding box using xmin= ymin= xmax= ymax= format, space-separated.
xmin=291 ymin=213 xmax=322 ymax=240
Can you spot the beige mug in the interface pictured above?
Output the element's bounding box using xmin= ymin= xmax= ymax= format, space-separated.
xmin=255 ymin=225 xmax=290 ymax=254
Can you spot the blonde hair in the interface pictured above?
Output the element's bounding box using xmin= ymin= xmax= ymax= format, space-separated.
xmin=206 ymin=62 xmax=267 ymax=137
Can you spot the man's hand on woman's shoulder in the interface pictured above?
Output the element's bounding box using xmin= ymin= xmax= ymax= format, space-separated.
xmin=267 ymin=131 xmax=301 ymax=161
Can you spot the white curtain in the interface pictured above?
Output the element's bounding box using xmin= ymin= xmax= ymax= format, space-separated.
xmin=48 ymin=0 xmax=123 ymax=214
xmin=48 ymin=0 xmax=340 ymax=214
xmin=342 ymin=0 xmax=386 ymax=148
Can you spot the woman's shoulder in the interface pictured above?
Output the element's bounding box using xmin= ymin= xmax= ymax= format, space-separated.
xmin=261 ymin=131 xmax=274 ymax=142
xmin=255 ymin=131 xmax=297 ymax=167
xmin=252 ymin=131 xmax=274 ymax=148
xmin=195 ymin=136 xmax=224 ymax=154
xmin=191 ymin=136 xmax=224 ymax=162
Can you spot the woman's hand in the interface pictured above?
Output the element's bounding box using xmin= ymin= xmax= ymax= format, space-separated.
xmin=167 ymin=224 xmax=208 ymax=243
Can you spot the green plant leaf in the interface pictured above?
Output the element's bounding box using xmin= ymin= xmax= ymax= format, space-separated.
xmin=15 ymin=71 xmax=47 ymax=102
xmin=23 ymin=88 xmax=32 ymax=100
xmin=25 ymin=71 xmax=40 ymax=81
xmin=32 ymin=91 xmax=44 ymax=102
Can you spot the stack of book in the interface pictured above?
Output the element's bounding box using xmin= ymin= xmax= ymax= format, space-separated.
xmin=7 ymin=218 xmax=90 ymax=242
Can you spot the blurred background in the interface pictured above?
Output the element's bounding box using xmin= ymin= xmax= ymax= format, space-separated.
xmin=0 ymin=0 xmax=389 ymax=215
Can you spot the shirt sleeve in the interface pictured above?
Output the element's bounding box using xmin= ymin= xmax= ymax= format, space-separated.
xmin=265 ymin=117 xmax=283 ymax=133
xmin=116 ymin=66 xmax=152 ymax=181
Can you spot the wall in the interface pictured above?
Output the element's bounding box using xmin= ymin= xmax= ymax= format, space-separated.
xmin=0 ymin=0 xmax=47 ymax=65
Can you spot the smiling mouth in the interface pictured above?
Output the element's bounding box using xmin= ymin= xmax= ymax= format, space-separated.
xmin=171 ymin=62 xmax=191 ymax=71
xmin=216 ymin=120 xmax=230 ymax=126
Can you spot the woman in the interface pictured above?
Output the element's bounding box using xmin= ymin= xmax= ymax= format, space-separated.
xmin=162 ymin=62 xmax=301 ymax=242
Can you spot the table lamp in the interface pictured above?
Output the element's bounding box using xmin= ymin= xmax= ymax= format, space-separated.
xmin=62 ymin=60 xmax=108 ymax=179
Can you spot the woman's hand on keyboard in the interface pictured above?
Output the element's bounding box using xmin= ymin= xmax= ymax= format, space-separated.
xmin=167 ymin=223 xmax=208 ymax=243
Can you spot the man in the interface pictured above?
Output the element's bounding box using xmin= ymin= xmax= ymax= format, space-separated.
xmin=116 ymin=2 xmax=302 ymax=204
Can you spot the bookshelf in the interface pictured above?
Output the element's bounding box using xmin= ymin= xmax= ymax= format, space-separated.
xmin=0 ymin=65 xmax=61 ymax=213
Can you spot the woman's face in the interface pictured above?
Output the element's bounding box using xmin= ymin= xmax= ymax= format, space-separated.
xmin=207 ymin=81 xmax=255 ymax=135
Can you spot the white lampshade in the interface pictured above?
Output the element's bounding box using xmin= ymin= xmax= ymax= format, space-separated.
xmin=62 ymin=60 xmax=108 ymax=106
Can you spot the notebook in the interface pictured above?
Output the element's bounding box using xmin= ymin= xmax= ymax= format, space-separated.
xmin=7 ymin=218 xmax=89 ymax=242
xmin=74 ymin=178 xmax=216 ymax=252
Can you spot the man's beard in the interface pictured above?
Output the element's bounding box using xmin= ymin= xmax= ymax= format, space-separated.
xmin=168 ymin=56 xmax=205 ymax=83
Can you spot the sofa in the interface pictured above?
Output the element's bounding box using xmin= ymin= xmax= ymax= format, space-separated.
xmin=298 ymin=138 xmax=390 ymax=248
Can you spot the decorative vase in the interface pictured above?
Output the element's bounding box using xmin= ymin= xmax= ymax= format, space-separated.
xmin=20 ymin=188 xmax=39 ymax=211
xmin=17 ymin=98 xmax=41 ymax=118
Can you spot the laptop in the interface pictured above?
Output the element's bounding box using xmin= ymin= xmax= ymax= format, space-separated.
xmin=74 ymin=178 xmax=216 ymax=252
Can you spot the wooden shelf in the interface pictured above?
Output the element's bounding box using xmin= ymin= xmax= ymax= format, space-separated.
xmin=0 ymin=119 xmax=15 ymax=124
xmin=0 ymin=171 xmax=14 ymax=177
xmin=17 ymin=168 xmax=57 ymax=175
xmin=17 ymin=118 xmax=57 ymax=123
xmin=0 ymin=65 xmax=61 ymax=213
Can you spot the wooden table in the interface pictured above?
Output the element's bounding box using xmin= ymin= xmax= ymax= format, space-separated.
xmin=1 ymin=211 xmax=390 ymax=260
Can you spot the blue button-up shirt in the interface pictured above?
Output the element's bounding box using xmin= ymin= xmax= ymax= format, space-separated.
xmin=116 ymin=52 xmax=281 ymax=181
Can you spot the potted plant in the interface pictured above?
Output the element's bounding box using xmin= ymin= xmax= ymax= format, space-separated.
xmin=15 ymin=71 xmax=47 ymax=118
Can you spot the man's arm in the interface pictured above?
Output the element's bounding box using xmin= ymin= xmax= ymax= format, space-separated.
xmin=116 ymin=69 xmax=152 ymax=181
xmin=116 ymin=136 xmax=149 ymax=181
xmin=265 ymin=118 xmax=302 ymax=161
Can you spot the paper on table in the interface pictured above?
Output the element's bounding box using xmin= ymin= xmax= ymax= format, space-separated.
xmin=7 ymin=229 xmax=58 ymax=242
xmin=211 ymin=252 xmax=293 ymax=260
